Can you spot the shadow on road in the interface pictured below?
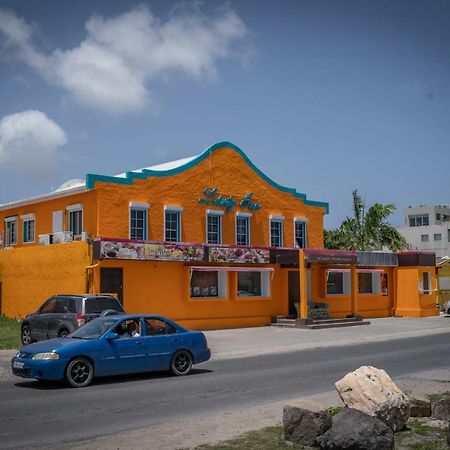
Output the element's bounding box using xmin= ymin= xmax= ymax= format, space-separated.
xmin=14 ymin=367 xmax=213 ymax=390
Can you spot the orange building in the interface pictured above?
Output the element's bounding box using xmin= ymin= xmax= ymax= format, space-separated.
xmin=0 ymin=142 xmax=439 ymax=328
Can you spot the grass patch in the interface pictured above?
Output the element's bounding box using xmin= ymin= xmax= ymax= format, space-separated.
xmin=428 ymin=392 xmax=450 ymax=404
xmin=327 ymin=406 xmax=342 ymax=416
xmin=395 ymin=418 xmax=448 ymax=450
xmin=0 ymin=316 xmax=22 ymax=350
xmin=192 ymin=417 xmax=450 ymax=450
xmin=194 ymin=426 xmax=306 ymax=450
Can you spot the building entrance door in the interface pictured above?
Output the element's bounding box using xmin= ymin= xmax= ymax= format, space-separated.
xmin=288 ymin=271 xmax=300 ymax=317
xmin=100 ymin=268 xmax=124 ymax=305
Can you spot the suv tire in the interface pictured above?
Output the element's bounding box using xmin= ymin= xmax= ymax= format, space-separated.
xmin=58 ymin=329 xmax=70 ymax=338
xmin=21 ymin=324 xmax=34 ymax=345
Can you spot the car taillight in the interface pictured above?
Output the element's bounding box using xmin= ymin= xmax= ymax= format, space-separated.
xmin=76 ymin=313 xmax=86 ymax=327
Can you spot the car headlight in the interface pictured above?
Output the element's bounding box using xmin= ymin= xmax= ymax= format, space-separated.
xmin=32 ymin=352 xmax=60 ymax=360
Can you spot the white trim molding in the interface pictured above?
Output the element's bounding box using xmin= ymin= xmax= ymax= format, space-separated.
xmin=269 ymin=215 xmax=285 ymax=221
xmin=206 ymin=209 xmax=224 ymax=216
xmin=164 ymin=205 xmax=184 ymax=213
xmin=129 ymin=202 xmax=150 ymax=209
xmin=66 ymin=203 xmax=83 ymax=212
xmin=20 ymin=213 xmax=35 ymax=221
xmin=4 ymin=216 xmax=18 ymax=223
xmin=236 ymin=211 xmax=252 ymax=218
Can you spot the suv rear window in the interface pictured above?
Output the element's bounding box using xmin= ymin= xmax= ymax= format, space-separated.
xmin=85 ymin=297 xmax=124 ymax=314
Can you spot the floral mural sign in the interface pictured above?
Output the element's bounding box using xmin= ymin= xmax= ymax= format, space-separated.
xmin=99 ymin=240 xmax=204 ymax=262
xmin=208 ymin=246 xmax=270 ymax=264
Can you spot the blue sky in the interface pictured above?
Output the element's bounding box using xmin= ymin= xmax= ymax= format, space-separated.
xmin=0 ymin=0 xmax=449 ymax=229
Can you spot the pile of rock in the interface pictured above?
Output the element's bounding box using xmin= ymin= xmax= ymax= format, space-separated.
xmin=283 ymin=365 xmax=448 ymax=449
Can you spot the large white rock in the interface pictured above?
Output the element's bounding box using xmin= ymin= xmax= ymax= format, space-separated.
xmin=335 ymin=366 xmax=410 ymax=431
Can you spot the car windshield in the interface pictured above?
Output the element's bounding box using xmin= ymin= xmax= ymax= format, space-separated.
xmin=70 ymin=318 xmax=118 ymax=339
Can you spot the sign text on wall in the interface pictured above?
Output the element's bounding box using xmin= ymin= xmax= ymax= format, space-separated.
xmin=198 ymin=187 xmax=261 ymax=213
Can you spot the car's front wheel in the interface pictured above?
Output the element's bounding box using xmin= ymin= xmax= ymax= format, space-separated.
xmin=170 ymin=350 xmax=193 ymax=376
xmin=65 ymin=357 xmax=94 ymax=388
xmin=21 ymin=325 xmax=34 ymax=345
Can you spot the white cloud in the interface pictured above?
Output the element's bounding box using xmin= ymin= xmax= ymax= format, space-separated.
xmin=0 ymin=110 xmax=67 ymax=178
xmin=0 ymin=4 xmax=249 ymax=113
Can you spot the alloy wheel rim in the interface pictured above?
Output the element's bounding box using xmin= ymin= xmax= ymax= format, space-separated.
xmin=22 ymin=328 xmax=31 ymax=344
xmin=70 ymin=361 xmax=90 ymax=384
xmin=175 ymin=354 xmax=189 ymax=373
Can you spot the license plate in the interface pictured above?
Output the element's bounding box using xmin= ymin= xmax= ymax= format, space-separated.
xmin=13 ymin=361 xmax=24 ymax=369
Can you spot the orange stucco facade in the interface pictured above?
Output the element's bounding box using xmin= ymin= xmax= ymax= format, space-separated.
xmin=0 ymin=142 xmax=439 ymax=327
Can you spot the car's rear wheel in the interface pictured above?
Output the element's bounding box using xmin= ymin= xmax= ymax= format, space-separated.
xmin=170 ymin=350 xmax=193 ymax=376
xmin=58 ymin=329 xmax=70 ymax=338
xmin=21 ymin=325 xmax=34 ymax=345
xmin=65 ymin=357 xmax=94 ymax=388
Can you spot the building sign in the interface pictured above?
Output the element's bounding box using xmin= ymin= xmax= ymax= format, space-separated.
xmin=95 ymin=239 xmax=271 ymax=264
xmin=99 ymin=240 xmax=204 ymax=262
xmin=209 ymin=246 xmax=269 ymax=264
xmin=198 ymin=187 xmax=261 ymax=213
xmin=304 ymin=249 xmax=357 ymax=265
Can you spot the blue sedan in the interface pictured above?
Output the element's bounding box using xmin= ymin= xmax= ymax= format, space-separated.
xmin=11 ymin=314 xmax=211 ymax=387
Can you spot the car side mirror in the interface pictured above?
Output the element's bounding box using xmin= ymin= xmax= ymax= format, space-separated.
xmin=105 ymin=332 xmax=119 ymax=341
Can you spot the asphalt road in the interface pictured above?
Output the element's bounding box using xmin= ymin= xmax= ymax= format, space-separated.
xmin=1 ymin=332 xmax=450 ymax=449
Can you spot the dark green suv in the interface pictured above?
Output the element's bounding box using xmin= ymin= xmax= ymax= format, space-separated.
xmin=21 ymin=294 xmax=124 ymax=345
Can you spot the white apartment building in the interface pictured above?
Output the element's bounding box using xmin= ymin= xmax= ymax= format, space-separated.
xmin=397 ymin=205 xmax=450 ymax=260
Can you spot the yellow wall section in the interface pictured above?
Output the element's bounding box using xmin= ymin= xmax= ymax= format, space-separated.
xmin=94 ymin=259 xmax=288 ymax=330
xmin=95 ymin=147 xmax=325 ymax=247
xmin=308 ymin=266 xmax=395 ymax=318
xmin=0 ymin=242 xmax=91 ymax=318
xmin=395 ymin=267 xmax=438 ymax=317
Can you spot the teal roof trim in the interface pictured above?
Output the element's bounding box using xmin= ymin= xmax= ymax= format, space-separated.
xmin=86 ymin=141 xmax=329 ymax=214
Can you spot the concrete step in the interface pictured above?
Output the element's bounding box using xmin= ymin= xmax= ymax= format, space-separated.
xmin=306 ymin=320 xmax=371 ymax=330
xmin=271 ymin=321 xmax=297 ymax=327
xmin=270 ymin=316 xmax=371 ymax=329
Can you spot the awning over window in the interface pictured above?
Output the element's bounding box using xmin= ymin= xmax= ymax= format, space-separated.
xmin=190 ymin=266 xmax=274 ymax=272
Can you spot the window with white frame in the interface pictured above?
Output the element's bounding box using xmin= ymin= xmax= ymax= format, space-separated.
xmin=206 ymin=211 xmax=222 ymax=244
xmin=270 ymin=217 xmax=283 ymax=247
xmin=434 ymin=233 xmax=442 ymax=241
xmin=358 ymin=271 xmax=382 ymax=294
xmin=237 ymin=271 xmax=270 ymax=297
xmin=165 ymin=207 xmax=182 ymax=242
xmin=236 ymin=215 xmax=250 ymax=246
xmin=326 ymin=270 xmax=351 ymax=295
xmin=421 ymin=234 xmax=429 ymax=242
xmin=5 ymin=217 xmax=18 ymax=246
xmin=130 ymin=206 xmax=148 ymax=240
xmin=190 ymin=270 xmax=227 ymax=298
xmin=420 ymin=272 xmax=431 ymax=294
xmin=67 ymin=204 xmax=83 ymax=237
xmin=294 ymin=219 xmax=307 ymax=248
xmin=22 ymin=215 xmax=35 ymax=243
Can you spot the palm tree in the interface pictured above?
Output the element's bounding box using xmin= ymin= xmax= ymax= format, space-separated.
xmin=324 ymin=190 xmax=408 ymax=251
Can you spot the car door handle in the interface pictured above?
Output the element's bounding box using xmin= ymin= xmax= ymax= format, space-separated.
xmin=135 ymin=342 xmax=144 ymax=345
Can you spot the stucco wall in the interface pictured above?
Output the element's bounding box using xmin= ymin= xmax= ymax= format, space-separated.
xmin=308 ymin=265 xmax=395 ymax=318
xmin=0 ymin=190 xmax=98 ymax=248
xmin=0 ymin=242 xmax=91 ymax=318
xmin=94 ymin=258 xmax=288 ymax=330
xmin=95 ymin=146 xmax=326 ymax=248
xmin=395 ymin=266 xmax=438 ymax=317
